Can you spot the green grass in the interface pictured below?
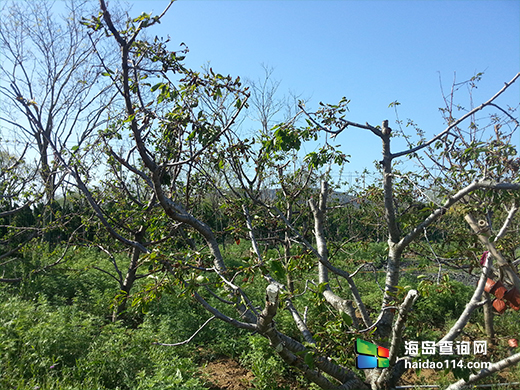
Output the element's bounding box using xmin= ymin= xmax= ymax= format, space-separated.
xmin=1 ymin=242 xmax=519 ymax=389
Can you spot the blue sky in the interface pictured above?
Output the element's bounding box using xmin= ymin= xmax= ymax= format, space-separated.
xmin=3 ymin=0 xmax=519 ymax=186
xmin=131 ymin=0 xmax=520 ymax=182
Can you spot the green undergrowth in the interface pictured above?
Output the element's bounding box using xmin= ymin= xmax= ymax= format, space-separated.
xmin=1 ymin=243 xmax=519 ymax=389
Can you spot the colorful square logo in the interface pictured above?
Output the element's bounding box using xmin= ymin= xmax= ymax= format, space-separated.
xmin=355 ymin=339 xmax=389 ymax=369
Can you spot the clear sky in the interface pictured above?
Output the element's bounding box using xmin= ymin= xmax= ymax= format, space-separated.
xmin=130 ymin=0 xmax=520 ymax=182
xmin=3 ymin=0 xmax=519 ymax=186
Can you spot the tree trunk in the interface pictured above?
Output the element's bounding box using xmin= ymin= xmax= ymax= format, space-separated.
xmin=376 ymin=121 xmax=401 ymax=338
xmin=483 ymin=292 xmax=495 ymax=344
xmin=112 ymin=227 xmax=145 ymax=322
xmin=311 ymin=181 xmax=365 ymax=328
xmin=465 ymin=213 xmax=520 ymax=290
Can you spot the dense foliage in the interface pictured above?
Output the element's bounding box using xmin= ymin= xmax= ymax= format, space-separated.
xmin=3 ymin=244 xmax=519 ymax=390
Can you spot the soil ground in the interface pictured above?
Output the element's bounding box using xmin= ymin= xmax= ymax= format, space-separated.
xmin=202 ymin=358 xmax=254 ymax=390
xmin=201 ymin=357 xmax=307 ymax=389
xmin=201 ymin=356 xmax=518 ymax=389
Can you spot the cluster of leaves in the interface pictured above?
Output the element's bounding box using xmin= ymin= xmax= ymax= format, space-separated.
xmin=0 ymin=247 xmax=237 ymax=390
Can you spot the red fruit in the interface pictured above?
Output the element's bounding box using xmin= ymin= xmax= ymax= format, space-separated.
xmin=492 ymin=298 xmax=507 ymax=314
xmin=508 ymin=339 xmax=518 ymax=348
xmin=493 ymin=281 xmax=507 ymax=299
xmin=504 ymin=287 xmax=520 ymax=311
xmin=484 ymin=278 xmax=496 ymax=294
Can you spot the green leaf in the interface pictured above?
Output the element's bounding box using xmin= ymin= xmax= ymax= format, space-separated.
xmin=341 ymin=312 xmax=353 ymax=326
xmin=268 ymin=259 xmax=286 ymax=281
xmin=151 ymin=82 xmax=164 ymax=92
xmin=123 ymin=114 xmax=135 ymax=123
xmin=304 ymin=352 xmax=315 ymax=369
xmin=317 ymin=282 xmax=329 ymax=294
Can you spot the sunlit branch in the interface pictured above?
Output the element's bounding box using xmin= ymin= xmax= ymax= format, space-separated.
xmin=494 ymin=202 xmax=519 ymax=242
xmin=153 ymin=316 xmax=217 ymax=347
xmin=392 ymin=72 xmax=520 ymax=159
xmin=440 ymin=253 xmax=492 ymax=342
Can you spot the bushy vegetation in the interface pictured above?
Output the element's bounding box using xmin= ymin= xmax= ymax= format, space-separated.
xmin=1 ymin=243 xmax=519 ymax=389
xmin=0 ymin=248 xmax=218 ymax=390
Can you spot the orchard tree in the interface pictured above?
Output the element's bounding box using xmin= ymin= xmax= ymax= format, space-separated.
xmin=73 ymin=1 xmax=520 ymax=388
xmin=0 ymin=0 xmax=118 ymax=247
xmin=92 ymin=147 xmax=189 ymax=322
xmin=75 ymin=2 xmax=366 ymax=388
xmin=0 ymin=148 xmax=39 ymax=280
xmin=0 ymin=0 xmax=147 ymax=297
xmin=298 ymin=72 xmax=520 ymax=388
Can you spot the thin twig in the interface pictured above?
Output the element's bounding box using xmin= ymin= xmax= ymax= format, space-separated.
xmin=423 ymin=228 xmax=442 ymax=284
xmin=494 ymin=202 xmax=518 ymax=242
xmin=153 ymin=316 xmax=216 ymax=346
xmin=392 ymin=72 xmax=520 ymax=159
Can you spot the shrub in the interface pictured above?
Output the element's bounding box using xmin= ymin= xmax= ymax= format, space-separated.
xmin=0 ymin=295 xmax=99 ymax=388
xmin=411 ymin=276 xmax=473 ymax=332
xmin=240 ymin=335 xmax=288 ymax=390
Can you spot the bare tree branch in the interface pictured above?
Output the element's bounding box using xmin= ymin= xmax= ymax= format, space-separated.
xmin=465 ymin=213 xmax=520 ymax=290
xmin=494 ymin=202 xmax=519 ymax=242
xmin=441 ymin=253 xmax=492 ymax=342
xmin=444 ymin=352 xmax=520 ymax=390
xmin=153 ymin=316 xmax=217 ymax=347
xmin=376 ymin=289 xmax=419 ymax=388
xmin=392 ymin=72 xmax=520 ymax=159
